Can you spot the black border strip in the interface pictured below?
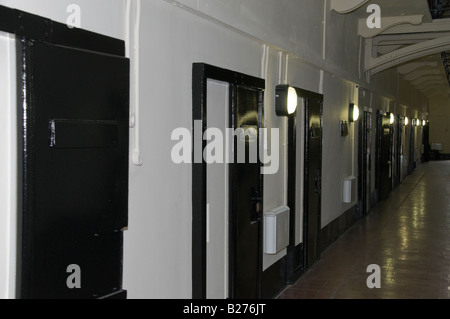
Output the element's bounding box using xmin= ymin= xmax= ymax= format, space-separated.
xmin=192 ymin=63 xmax=265 ymax=299
xmin=0 ymin=4 xmax=124 ymax=56
xmin=16 ymin=37 xmax=35 ymax=299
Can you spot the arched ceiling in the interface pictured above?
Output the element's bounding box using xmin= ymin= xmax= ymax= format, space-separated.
xmin=333 ymin=0 xmax=450 ymax=99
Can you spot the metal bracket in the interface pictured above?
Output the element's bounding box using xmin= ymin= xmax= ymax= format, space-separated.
xmin=365 ymin=35 xmax=450 ymax=75
xmin=358 ymin=15 xmax=423 ymax=38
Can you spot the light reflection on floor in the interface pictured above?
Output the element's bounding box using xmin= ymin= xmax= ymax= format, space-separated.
xmin=278 ymin=161 xmax=450 ymax=299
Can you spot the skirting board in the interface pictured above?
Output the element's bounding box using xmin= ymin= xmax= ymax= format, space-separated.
xmin=321 ymin=206 xmax=359 ymax=253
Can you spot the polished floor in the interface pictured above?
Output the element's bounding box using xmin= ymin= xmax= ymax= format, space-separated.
xmin=278 ymin=161 xmax=450 ymax=299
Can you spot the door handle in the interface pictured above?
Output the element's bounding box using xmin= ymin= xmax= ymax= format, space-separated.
xmin=251 ymin=187 xmax=262 ymax=223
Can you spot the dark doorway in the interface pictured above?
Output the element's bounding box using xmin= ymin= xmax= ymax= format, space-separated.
xmin=192 ymin=64 xmax=265 ymax=299
xmin=376 ymin=111 xmax=392 ymax=202
xmin=285 ymin=89 xmax=323 ymax=284
xmin=389 ymin=116 xmax=395 ymax=190
xmin=409 ymin=125 xmax=416 ymax=173
xmin=395 ymin=115 xmax=403 ymax=185
xmin=303 ymin=95 xmax=323 ymax=269
xmin=358 ymin=110 xmax=372 ymax=216
xmin=230 ymin=86 xmax=264 ymax=299
xmin=423 ymin=122 xmax=430 ymax=162
xmin=16 ymin=21 xmax=129 ymax=298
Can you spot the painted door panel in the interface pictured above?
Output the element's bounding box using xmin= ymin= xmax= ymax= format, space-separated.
xmin=304 ymin=97 xmax=322 ymax=269
xmin=359 ymin=111 xmax=372 ymax=216
xmin=376 ymin=112 xmax=392 ymax=201
xmin=231 ymin=86 xmax=263 ymax=299
xmin=191 ymin=64 xmax=265 ymax=299
xmin=18 ymin=40 xmax=129 ymax=299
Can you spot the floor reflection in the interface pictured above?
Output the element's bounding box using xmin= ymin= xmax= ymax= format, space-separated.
xmin=278 ymin=161 xmax=450 ymax=299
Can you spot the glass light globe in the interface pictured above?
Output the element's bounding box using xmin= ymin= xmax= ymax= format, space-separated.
xmin=352 ymin=105 xmax=360 ymax=122
xmin=287 ymin=87 xmax=298 ymax=115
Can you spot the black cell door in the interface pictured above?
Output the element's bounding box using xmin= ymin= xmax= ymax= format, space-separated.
xmin=359 ymin=111 xmax=372 ymax=216
xmin=395 ymin=116 xmax=403 ymax=185
xmin=423 ymin=122 xmax=430 ymax=162
xmin=376 ymin=111 xmax=392 ymax=202
xmin=304 ymin=97 xmax=322 ymax=269
xmin=230 ymin=86 xmax=263 ymax=299
xmin=409 ymin=125 xmax=416 ymax=173
xmin=18 ymin=39 xmax=129 ymax=299
xmin=192 ymin=63 xmax=265 ymax=299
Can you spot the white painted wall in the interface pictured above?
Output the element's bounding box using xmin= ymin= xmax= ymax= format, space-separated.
xmin=429 ymin=95 xmax=450 ymax=153
xmin=123 ymin=0 xmax=264 ymax=299
xmin=0 ymin=31 xmax=17 ymax=299
xmin=321 ymin=74 xmax=359 ymax=227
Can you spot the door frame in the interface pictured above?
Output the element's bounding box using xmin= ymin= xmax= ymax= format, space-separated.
xmin=0 ymin=4 xmax=128 ymax=299
xmin=395 ymin=115 xmax=403 ymax=185
xmin=409 ymin=124 xmax=416 ymax=173
xmin=286 ymin=88 xmax=323 ymax=283
xmin=375 ymin=110 xmax=382 ymax=204
xmin=358 ymin=109 xmax=372 ymax=216
xmin=192 ymin=63 xmax=265 ymax=299
xmin=0 ymin=5 xmax=124 ymax=57
xmin=389 ymin=115 xmax=395 ymax=190
xmin=375 ymin=110 xmax=393 ymax=202
xmin=302 ymin=94 xmax=323 ymax=270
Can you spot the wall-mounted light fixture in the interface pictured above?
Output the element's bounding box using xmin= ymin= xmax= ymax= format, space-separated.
xmin=404 ymin=117 xmax=409 ymax=126
xmin=422 ymin=120 xmax=426 ymax=126
xmin=340 ymin=121 xmax=349 ymax=137
xmin=349 ymin=103 xmax=360 ymax=123
xmin=389 ymin=113 xmax=395 ymax=125
xmin=276 ymin=85 xmax=298 ymax=116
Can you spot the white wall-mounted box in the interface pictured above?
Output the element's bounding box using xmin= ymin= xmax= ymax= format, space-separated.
xmin=343 ymin=176 xmax=357 ymax=204
xmin=431 ymin=143 xmax=443 ymax=151
xmin=264 ymin=206 xmax=290 ymax=255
